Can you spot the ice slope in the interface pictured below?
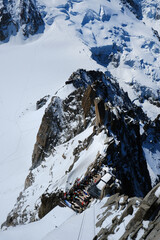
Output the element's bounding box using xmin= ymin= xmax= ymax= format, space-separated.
xmin=0 ymin=18 xmax=100 ymax=226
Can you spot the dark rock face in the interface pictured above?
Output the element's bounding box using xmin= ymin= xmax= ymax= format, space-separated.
xmin=0 ymin=0 xmax=45 ymax=42
xmin=90 ymin=44 xmax=122 ymax=68
xmin=66 ymin=69 xmax=151 ymax=197
xmin=121 ymin=0 xmax=143 ymax=20
xmin=38 ymin=191 xmax=64 ymax=219
xmin=36 ymin=95 xmax=50 ymax=110
xmin=104 ymin=105 xmax=151 ymax=197
xmin=82 ymin=85 xmax=96 ymax=118
xmin=94 ymin=98 xmax=105 ymax=126
xmin=24 ymin=171 xmax=34 ymax=190
xmin=32 ymin=96 xmax=65 ymax=169
xmin=0 ymin=1 xmax=18 ymax=42
xmin=19 ymin=0 xmax=45 ymax=37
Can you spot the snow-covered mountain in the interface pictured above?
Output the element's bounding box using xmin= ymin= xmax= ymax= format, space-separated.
xmin=0 ymin=0 xmax=44 ymax=42
xmin=0 ymin=0 xmax=160 ymax=240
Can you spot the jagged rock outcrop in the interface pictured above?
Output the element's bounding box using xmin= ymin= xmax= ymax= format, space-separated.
xmin=94 ymin=195 xmax=141 ymax=240
xmin=36 ymin=95 xmax=50 ymax=110
xmin=32 ymin=87 xmax=93 ymax=169
xmin=19 ymin=0 xmax=45 ymax=37
xmin=38 ymin=191 xmax=64 ymax=219
xmin=82 ymin=84 xmax=96 ymax=118
xmin=0 ymin=0 xmax=18 ymax=42
xmin=121 ymin=183 xmax=160 ymax=240
xmin=0 ymin=0 xmax=45 ymax=42
xmin=1 ymin=190 xmax=37 ymax=228
xmin=32 ymin=96 xmax=65 ymax=169
xmin=94 ymin=183 xmax=160 ymax=240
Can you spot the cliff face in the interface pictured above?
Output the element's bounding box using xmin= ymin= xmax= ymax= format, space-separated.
xmin=0 ymin=0 xmax=44 ymax=42
xmin=0 ymin=0 xmax=18 ymax=42
xmin=31 ymin=87 xmax=93 ymax=169
xmin=19 ymin=0 xmax=44 ymax=37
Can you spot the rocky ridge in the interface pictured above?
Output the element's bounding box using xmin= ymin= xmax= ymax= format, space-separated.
xmin=2 ymin=69 xmax=159 ymax=239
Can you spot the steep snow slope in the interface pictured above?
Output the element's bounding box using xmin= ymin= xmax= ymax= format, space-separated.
xmin=0 ymin=18 xmax=100 ymax=226
xmin=0 ymin=206 xmax=74 ymax=240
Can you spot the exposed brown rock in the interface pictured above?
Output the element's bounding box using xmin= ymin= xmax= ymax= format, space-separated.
xmin=96 ymin=184 xmax=160 ymax=240
xmin=32 ymin=88 xmax=92 ymax=169
xmin=94 ymin=98 xmax=105 ymax=126
xmin=82 ymin=84 xmax=96 ymax=118
xmin=32 ymin=97 xmax=58 ymax=168
xmin=24 ymin=171 xmax=34 ymax=190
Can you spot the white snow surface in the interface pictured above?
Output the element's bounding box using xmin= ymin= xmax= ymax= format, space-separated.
xmin=144 ymin=148 xmax=160 ymax=186
xmin=0 ymin=198 xmax=106 ymax=240
xmin=0 ymin=196 xmax=136 ymax=240
xmin=0 ymin=206 xmax=74 ymax=240
xmin=155 ymin=186 xmax=160 ymax=198
xmin=0 ymin=0 xmax=160 ymax=239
